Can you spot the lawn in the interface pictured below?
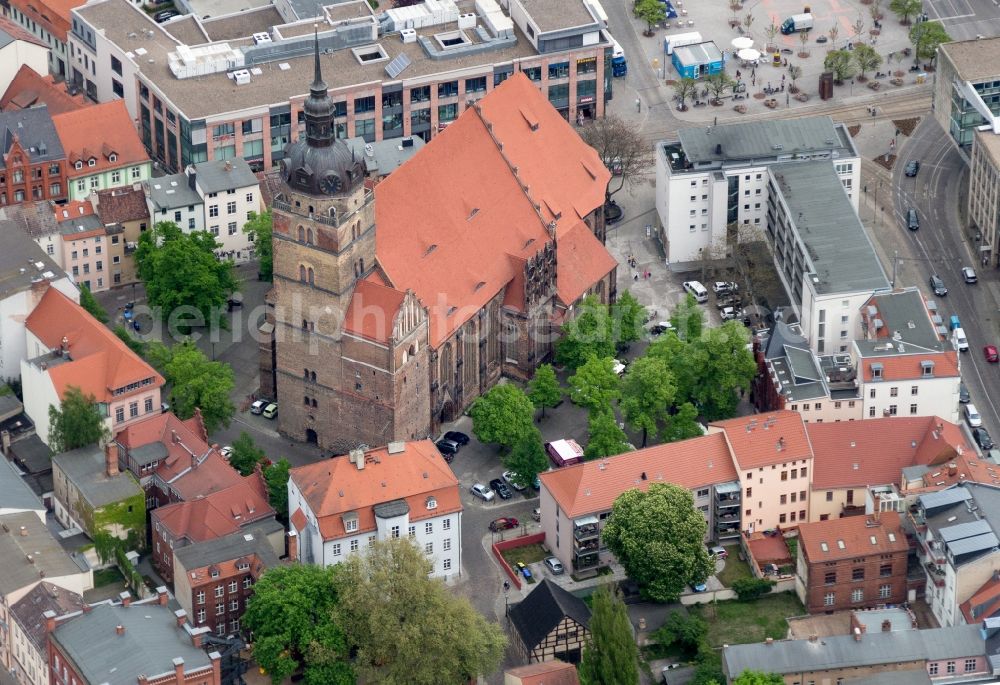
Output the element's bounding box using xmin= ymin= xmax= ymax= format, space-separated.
xmin=501 ymin=543 xmax=548 ymax=567
xmin=690 ymin=592 xmax=804 ymax=647
xmin=715 ymin=547 xmax=753 ymax=587
xmin=92 ymin=567 xmax=125 ymax=588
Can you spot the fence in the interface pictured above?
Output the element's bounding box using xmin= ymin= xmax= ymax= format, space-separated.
xmin=492 ymin=532 xmax=546 ymax=590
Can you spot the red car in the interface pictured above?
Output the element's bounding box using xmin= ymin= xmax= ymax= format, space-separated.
xmin=986 ymin=345 xmax=999 ymax=363
xmin=489 ymin=517 xmax=519 ymax=532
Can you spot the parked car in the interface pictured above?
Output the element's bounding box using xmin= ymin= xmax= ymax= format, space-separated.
xmin=720 ymin=306 xmax=744 ymax=321
xmin=966 ymin=403 xmax=983 ymax=428
xmin=435 ymin=439 xmax=458 ymax=461
xmin=985 ymin=345 xmax=999 ymax=363
xmin=502 ymin=470 xmax=527 ymax=491
xmin=154 ymin=9 xmax=179 ymax=21
xmin=516 ymin=561 xmax=533 ymax=580
xmin=544 ymin=556 xmax=565 ymax=574
xmin=650 ymin=321 xmax=674 ymax=336
xmin=250 ymin=399 xmax=268 ymax=414
xmin=962 ymin=266 xmax=978 ymax=284
xmin=929 ymin=274 xmax=947 ymax=297
xmin=712 ymin=281 xmax=738 ymax=294
xmin=470 ymin=483 xmax=494 ymax=501
xmin=973 ymin=427 xmax=994 ymax=451
xmin=489 ymin=517 xmax=519 ymax=532
xmin=612 ymin=359 xmax=627 ymax=376
xmin=532 ymin=507 xmax=541 ymax=522
xmin=262 ymin=403 xmax=278 ymax=419
xmin=489 ymin=478 xmax=512 ymax=500
xmin=904 ymin=159 xmax=920 ymax=177
xmin=708 ymin=545 xmax=728 ymax=560
xmin=219 ymin=445 xmax=233 ymax=459
xmin=960 ymin=383 xmax=971 ymax=403
xmin=691 ymin=582 xmax=707 ymax=592
xmin=906 ymin=208 xmax=919 ymax=231
xmin=443 ymin=430 xmax=469 ymax=445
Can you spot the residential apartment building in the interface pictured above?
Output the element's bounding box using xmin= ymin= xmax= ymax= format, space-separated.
xmin=172 ymin=521 xmax=283 ymax=638
xmin=52 ymin=101 xmax=152 ymax=202
xmin=0 ymin=511 xmax=93 ymax=678
xmin=0 ymin=65 xmax=89 ymax=116
xmin=968 ymin=129 xmax=1000 ymax=268
xmin=53 ymin=200 xmax=116 ymax=292
xmin=0 ymin=16 xmax=49 ymax=97
xmin=46 ymin=592 xmax=222 ymax=685
xmin=654 ymin=117 xmax=861 ymax=265
xmin=0 ymin=106 xmax=67 ymax=206
xmin=8 ymin=582 xmax=84 ymax=685
xmin=287 ymin=440 xmax=463 ymax=579
xmin=538 ymin=432 xmax=740 ymax=573
xmin=932 ymin=37 xmax=1000 ymax=158
xmin=6 ymin=0 xmax=81 ymax=78
xmin=722 ymin=623 xmax=990 ymax=684
xmin=91 ymin=185 xmax=150 ymax=286
xmin=20 ymin=286 xmax=164 ymax=446
xmin=795 ymin=511 xmax=909 ymax=613
xmin=69 ymin=0 xmax=613 ymax=174
xmin=912 ymin=483 xmax=1000 ymax=627
xmin=146 ymin=173 xmax=204 ymax=233
xmin=151 ymin=472 xmax=275 ymax=584
xmin=185 ymin=158 xmax=260 ymax=262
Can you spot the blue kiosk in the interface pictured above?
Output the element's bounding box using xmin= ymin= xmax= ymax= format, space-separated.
xmin=671 ymin=40 xmax=725 ymax=79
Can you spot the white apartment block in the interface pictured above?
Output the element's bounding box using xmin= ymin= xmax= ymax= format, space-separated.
xmin=185 ymin=158 xmax=261 ymax=262
xmin=287 ymin=441 xmax=463 ymax=580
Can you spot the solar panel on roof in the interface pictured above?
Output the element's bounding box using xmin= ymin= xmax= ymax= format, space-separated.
xmin=947 ymin=531 xmax=999 ymax=558
xmin=385 ymin=53 xmax=412 ymax=79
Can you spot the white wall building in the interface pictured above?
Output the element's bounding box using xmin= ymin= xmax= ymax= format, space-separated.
xmin=185 ymin=158 xmax=261 ymax=262
xmin=655 ymin=116 xmax=861 ymax=265
xmin=0 ymin=17 xmax=50 ymax=97
xmin=287 ymin=440 xmax=463 ymax=580
xmin=146 ymin=173 xmax=205 ymax=234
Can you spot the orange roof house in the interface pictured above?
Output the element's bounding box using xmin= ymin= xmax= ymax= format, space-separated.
xmin=287 ymin=440 xmax=462 ymax=577
xmin=52 ymin=101 xmax=149 ymax=183
xmin=1 ymin=65 xmax=88 ymax=115
xmin=9 ymin=0 xmax=86 ymax=43
xmin=710 ymin=411 xmax=813 ymax=470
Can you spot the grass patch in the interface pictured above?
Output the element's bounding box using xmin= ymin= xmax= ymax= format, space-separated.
xmin=689 ymin=592 xmax=803 ymax=647
xmin=93 ymin=567 xmax=125 ymax=588
xmin=500 ymin=543 xmax=547 ymax=567
xmin=716 ymin=548 xmax=753 ymax=588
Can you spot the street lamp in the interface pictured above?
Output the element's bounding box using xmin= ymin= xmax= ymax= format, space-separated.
xmin=503 ymin=581 xmax=511 ymax=616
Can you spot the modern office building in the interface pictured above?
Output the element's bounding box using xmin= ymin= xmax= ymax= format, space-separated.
xmin=968 ymin=129 xmax=1000 ymax=267
xmin=933 ymin=37 xmax=1000 ymax=158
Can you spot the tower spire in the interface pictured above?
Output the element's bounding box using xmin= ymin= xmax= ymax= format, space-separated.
xmin=311 ymin=27 xmax=326 ymax=95
xmin=302 ymin=25 xmax=334 ymax=148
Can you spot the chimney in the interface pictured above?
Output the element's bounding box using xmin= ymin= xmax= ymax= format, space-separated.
xmin=191 ymin=629 xmax=205 ymax=648
xmin=174 ymin=609 xmax=188 ymax=628
xmin=854 ymin=626 xmax=863 ymax=641
xmin=881 ymin=619 xmax=892 ymax=632
xmin=191 ymin=408 xmax=208 ymax=442
xmin=43 ymin=610 xmax=57 ymax=634
xmin=808 ymin=634 xmax=818 ymax=643
xmin=224 ymin=160 xmax=233 ymax=172
xmin=119 ymin=591 xmax=131 ymax=607
xmin=948 ymin=463 xmax=958 ymax=477
xmin=60 ymin=336 xmax=69 ymax=355
xmin=350 ymin=448 xmax=365 ymax=471
xmin=173 ymin=657 xmax=185 ymax=682
xmin=116 ymin=624 xmax=125 ymax=636
xmin=156 ymin=586 xmax=169 ymax=606
xmin=287 ymin=530 xmax=298 ymax=561
xmin=765 ymin=637 xmax=773 ymax=646
xmin=105 ymin=442 xmax=119 ymax=477
xmin=19 ymin=526 xmax=28 ymax=536
xmin=82 ymin=604 xmax=92 ymax=613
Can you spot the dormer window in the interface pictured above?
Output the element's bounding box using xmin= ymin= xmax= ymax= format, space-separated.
xmin=74 ymin=161 xmax=83 ymax=170
xmin=88 ymin=158 xmax=96 ymax=167
xmin=343 ymin=511 xmax=359 ymax=533
xmin=921 ymin=360 xmax=935 ymax=377
xmin=109 ymin=153 xmax=117 ymax=163
xmin=871 ymin=363 xmax=883 ymax=380
xmin=426 ymin=496 xmax=437 ymax=510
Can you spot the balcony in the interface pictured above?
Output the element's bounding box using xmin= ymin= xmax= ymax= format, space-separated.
xmin=574 ymin=524 xmax=599 ymax=542
xmin=716 ymin=495 xmax=741 ymax=508
xmin=574 ymin=553 xmax=599 ymax=570
xmin=574 ymin=539 xmax=599 ymax=554
xmin=925 ymin=562 xmax=947 ymax=587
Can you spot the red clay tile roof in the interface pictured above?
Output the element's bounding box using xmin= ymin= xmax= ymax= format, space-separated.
xmin=289 ymin=440 xmax=461 ymax=540
xmin=374 ymin=73 xmax=613 ymax=348
xmin=711 ymin=411 xmax=812 ymax=470
xmin=55 ymin=200 xmax=101 ymax=239
xmin=808 ymin=416 xmax=971 ymax=489
xmin=540 ymin=432 xmax=737 ymax=519
xmin=797 ymin=511 xmax=908 ymax=563
xmin=342 ymin=277 xmax=406 ymax=344
xmin=555 ymin=221 xmax=617 ymax=307
xmin=505 ymin=660 xmax=580 ymax=685
xmin=859 ymin=351 xmax=959 ymax=382
xmin=0 ymin=15 xmax=48 ymax=48
xmin=920 ymin=452 xmax=1000 ymax=489
xmin=53 ymin=101 xmax=148 ymax=179
xmin=0 ymin=65 xmax=86 ymax=115
xmin=152 ymin=473 xmax=274 ymax=543
xmin=961 ymin=574 xmax=1000 ymax=623
xmin=26 ymin=287 xmax=163 ymax=402
xmin=94 ymin=186 xmax=149 ymax=224
xmin=9 ymin=0 xmax=82 ymax=35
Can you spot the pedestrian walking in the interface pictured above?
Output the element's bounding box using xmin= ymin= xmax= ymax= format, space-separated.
xmin=636 ymin=97 xmax=641 ymax=113
xmin=634 ymin=272 xmax=639 ymax=281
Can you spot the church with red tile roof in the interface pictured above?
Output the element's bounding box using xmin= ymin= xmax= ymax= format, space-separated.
xmin=261 ymin=41 xmax=616 ymax=452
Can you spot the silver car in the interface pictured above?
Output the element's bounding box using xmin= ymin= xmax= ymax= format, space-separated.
xmin=544 ymin=556 xmax=564 ymax=574
xmin=470 ymin=483 xmax=494 ymax=501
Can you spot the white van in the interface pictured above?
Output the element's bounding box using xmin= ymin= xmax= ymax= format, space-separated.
xmin=683 ymin=280 xmax=709 ymax=303
xmin=953 ymin=327 xmax=969 ymax=352
xmin=966 ymin=403 xmax=982 ymax=428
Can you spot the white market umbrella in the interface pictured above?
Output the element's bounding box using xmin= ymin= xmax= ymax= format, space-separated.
xmin=737 ymin=48 xmax=761 ymax=61
xmin=731 ymin=37 xmax=754 ymax=50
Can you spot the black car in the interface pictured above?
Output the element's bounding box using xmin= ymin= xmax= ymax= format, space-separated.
xmin=489 ymin=478 xmax=513 ymax=500
xmin=443 ymin=431 xmax=470 ymax=446
xmin=435 ymin=439 xmax=459 ymax=460
xmin=154 ymin=9 xmax=179 ymax=21
xmin=929 ymin=274 xmax=947 ymax=297
xmin=960 ymin=383 xmax=971 ymax=404
xmin=973 ymin=427 xmax=994 ymax=451
xmin=904 ymin=160 xmax=920 ymax=177
xmin=906 ymin=208 xmax=919 ymax=231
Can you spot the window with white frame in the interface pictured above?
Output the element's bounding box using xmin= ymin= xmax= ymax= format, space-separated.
xmin=215 ymin=586 xmax=224 ymax=597
xmin=243 ymin=577 xmax=252 ymax=589
xmin=425 ymin=542 xmax=433 ymax=554
xmin=349 ymin=539 xmax=358 ymax=552
xmin=425 ymin=522 xmax=433 ymax=534
xmin=824 ymin=593 xmax=834 ymax=606
xmin=443 ymin=558 xmax=451 ymax=571
xmin=408 ymin=525 xmax=416 ymax=538
xmin=196 ymin=591 xmax=205 ymax=604
xmin=443 ymin=539 xmax=451 ymax=551
xmin=851 ymin=588 xmax=863 ymax=603
xmin=879 ymin=584 xmax=891 ymax=598
xmin=442 ymin=518 xmax=450 ymax=530
xmin=228 ymin=581 xmax=237 ymax=593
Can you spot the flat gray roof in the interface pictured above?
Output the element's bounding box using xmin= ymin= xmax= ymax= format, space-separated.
xmin=0 ymin=457 xmax=43 ymax=514
xmin=161 ymin=15 xmax=209 ymax=47
xmin=0 ymin=221 xmax=70 ymax=298
xmin=147 ymin=173 xmax=203 ymax=211
xmin=520 ymin=0 xmax=596 ymax=33
xmin=673 ymin=41 xmax=722 ymax=66
xmin=9 ymin=435 xmax=53 ymax=475
xmin=201 ymin=6 xmax=285 ymax=41
xmin=344 ymin=135 xmax=424 ymax=176
xmin=0 ymin=106 xmax=64 ymax=165
xmin=852 ymin=607 xmax=916 ymax=634
xmin=173 ymin=520 xmax=282 ymax=571
xmin=51 ymin=602 xmax=214 ymax=685
xmin=58 ymin=213 xmax=104 ymax=236
xmin=723 ymin=624 xmax=984 ymax=677
xmin=771 ymin=161 xmax=890 ymax=296
xmin=0 ymin=512 xmax=85 ymax=596
xmin=922 ymin=484 xmax=1000 ymax=565
xmin=855 ymin=288 xmax=944 ymax=356
xmin=52 ymin=446 xmax=143 ymax=510
xmin=675 ymin=116 xmax=854 ymax=166
xmin=192 ymin=158 xmax=258 ymax=194
xmin=938 ymin=37 xmax=1000 ymax=82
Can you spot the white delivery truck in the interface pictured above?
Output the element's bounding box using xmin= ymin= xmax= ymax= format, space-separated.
xmin=952 ymin=327 xmax=969 ymax=352
xmin=780 ymin=13 xmax=813 ymax=34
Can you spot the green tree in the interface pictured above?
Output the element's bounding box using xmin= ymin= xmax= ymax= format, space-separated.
xmin=732 ymin=671 xmax=785 ymax=685
xmin=79 ymin=286 xmax=108 ymax=323
xmin=852 ymin=43 xmax=882 ymax=78
xmin=243 ymin=209 xmax=274 ymax=281
xmin=469 ymin=383 xmax=536 ymax=450
xmin=704 ymin=72 xmax=734 ymax=103
xmin=568 ymin=355 xmax=621 ymax=414
xmin=662 ymin=401 xmax=704 ymax=443
xmin=159 ymin=340 xmax=235 ymax=431
xmin=503 ymin=433 xmax=548 ymax=489
xmin=578 ymin=584 xmax=639 ymax=685
xmin=672 ymin=78 xmax=699 ymax=109
xmin=889 ymin=0 xmax=921 ymax=23
xmin=612 ymin=290 xmax=646 ymax=345
xmin=527 ymin=363 xmax=562 ymax=418
xmin=242 ymin=565 xmax=353 ymax=685
xmin=263 ymin=458 xmax=291 ymax=522
xmin=692 ymin=642 xmax=725 ymax=685
xmin=682 ymin=322 xmax=756 ymax=420
xmin=652 ymin=611 xmax=708 ymax=656
xmin=732 ymin=577 xmax=777 ymax=601
xmin=823 ymin=49 xmax=856 ymax=82
xmin=909 ymin=21 xmax=950 ymax=62
xmin=229 ymin=431 xmax=266 ymax=476
xmin=135 ymin=221 xmax=237 ymax=326
xmin=634 ymin=0 xmax=665 ymax=34
xmin=670 ymin=293 xmax=704 ymax=341
xmin=620 ymin=356 xmax=676 ymax=447
xmin=334 ymin=538 xmax=506 ymax=685
xmin=585 ymin=409 xmax=630 ymax=460
xmin=555 ymin=295 xmax=614 ymax=369
xmin=47 ymin=386 xmax=110 ymax=453
xmin=113 ymin=325 xmax=146 ymax=357
xmin=602 ymin=483 xmax=715 ymax=602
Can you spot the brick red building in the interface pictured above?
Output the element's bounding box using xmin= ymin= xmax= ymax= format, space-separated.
xmin=796 ymin=511 xmax=910 ymax=613
xmin=172 ymin=521 xmax=284 ymax=638
xmin=0 ymin=106 xmax=67 ymax=206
